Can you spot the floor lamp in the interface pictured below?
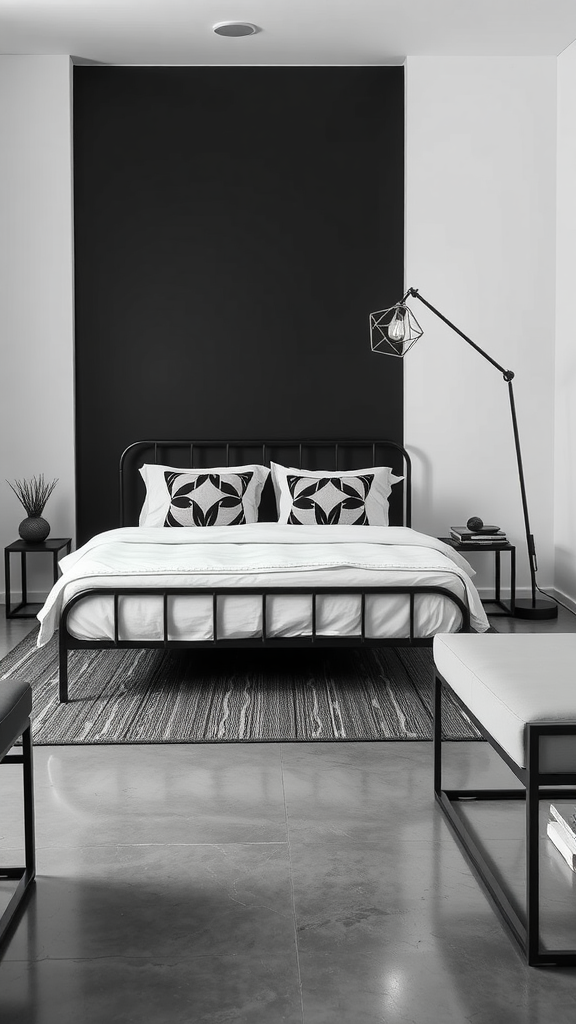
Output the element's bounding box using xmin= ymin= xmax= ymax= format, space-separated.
xmin=369 ymin=286 xmax=558 ymax=620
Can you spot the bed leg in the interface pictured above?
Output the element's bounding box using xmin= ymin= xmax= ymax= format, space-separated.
xmin=59 ymin=649 xmax=69 ymax=703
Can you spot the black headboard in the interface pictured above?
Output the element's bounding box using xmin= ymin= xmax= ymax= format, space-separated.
xmin=120 ymin=439 xmax=412 ymax=529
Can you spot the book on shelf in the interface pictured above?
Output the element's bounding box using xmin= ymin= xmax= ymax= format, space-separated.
xmin=547 ymin=819 xmax=576 ymax=871
xmin=450 ymin=527 xmax=507 ymax=544
xmin=550 ymin=803 xmax=576 ymax=842
xmin=451 ymin=537 xmax=508 ymax=545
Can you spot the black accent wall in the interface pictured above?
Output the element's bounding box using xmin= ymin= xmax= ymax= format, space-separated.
xmin=73 ymin=66 xmax=404 ymax=543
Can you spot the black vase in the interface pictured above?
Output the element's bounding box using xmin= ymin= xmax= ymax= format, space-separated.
xmin=19 ymin=516 xmax=50 ymax=543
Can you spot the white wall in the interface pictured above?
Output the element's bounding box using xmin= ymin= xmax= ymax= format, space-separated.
xmin=404 ymin=56 xmax=557 ymax=597
xmin=0 ymin=54 xmax=565 ymax=607
xmin=554 ymin=40 xmax=576 ymax=611
xmin=0 ymin=55 xmax=75 ymax=602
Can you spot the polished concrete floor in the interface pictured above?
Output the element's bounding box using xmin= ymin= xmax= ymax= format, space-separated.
xmin=1 ymin=605 xmax=576 ymax=1022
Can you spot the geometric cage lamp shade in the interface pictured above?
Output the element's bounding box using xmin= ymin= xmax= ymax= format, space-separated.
xmin=369 ymin=303 xmax=423 ymax=357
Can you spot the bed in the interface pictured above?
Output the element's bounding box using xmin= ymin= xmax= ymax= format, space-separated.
xmin=37 ymin=439 xmax=489 ymax=702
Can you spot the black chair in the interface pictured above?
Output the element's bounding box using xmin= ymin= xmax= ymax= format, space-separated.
xmin=0 ymin=679 xmax=35 ymax=949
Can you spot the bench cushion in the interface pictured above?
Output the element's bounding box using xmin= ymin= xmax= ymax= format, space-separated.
xmin=433 ymin=633 xmax=576 ymax=771
xmin=0 ymin=678 xmax=32 ymax=760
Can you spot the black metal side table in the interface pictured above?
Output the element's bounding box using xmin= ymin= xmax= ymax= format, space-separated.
xmin=4 ymin=538 xmax=72 ymax=619
xmin=439 ymin=537 xmax=516 ymax=616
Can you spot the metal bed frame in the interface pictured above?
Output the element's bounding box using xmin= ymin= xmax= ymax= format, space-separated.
xmin=58 ymin=439 xmax=472 ymax=702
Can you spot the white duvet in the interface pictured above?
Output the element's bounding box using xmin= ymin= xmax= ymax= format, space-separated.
xmin=37 ymin=524 xmax=490 ymax=645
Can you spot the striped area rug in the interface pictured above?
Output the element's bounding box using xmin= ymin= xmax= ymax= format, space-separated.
xmin=0 ymin=628 xmax=481 ymax=745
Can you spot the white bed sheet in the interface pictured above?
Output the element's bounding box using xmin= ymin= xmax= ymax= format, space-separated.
xmin=37 ymin=524 xmax=490 ymax=644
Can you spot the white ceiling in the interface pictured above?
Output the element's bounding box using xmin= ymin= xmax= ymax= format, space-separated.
xmin=1 ymin=0 xmax=576 ymax=65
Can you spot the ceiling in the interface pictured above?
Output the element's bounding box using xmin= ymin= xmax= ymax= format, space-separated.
xmin=1 ymin=0 xmax=576 ymax=65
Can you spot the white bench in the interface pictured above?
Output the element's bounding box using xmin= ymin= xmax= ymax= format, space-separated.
xmin=433 ymin=632 xmax=576 ymax=967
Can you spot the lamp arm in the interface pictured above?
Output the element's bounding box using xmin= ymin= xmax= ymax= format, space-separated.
xmin=404 ymin=287 xmax=513 ymax=381
xmin=404 ymin=286 xmax=537 ymax=606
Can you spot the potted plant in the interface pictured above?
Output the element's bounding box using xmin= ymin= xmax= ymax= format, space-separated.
xmin=7 ymin=475 xmax=59 ymax=543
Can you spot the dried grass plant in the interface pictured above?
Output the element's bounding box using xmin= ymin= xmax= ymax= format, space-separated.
xmin=7 ymin=475 xmax=58 ymax=517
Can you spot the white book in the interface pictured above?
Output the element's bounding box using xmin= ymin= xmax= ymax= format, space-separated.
xmin=547 ymin=820 xmax=576 ymax=871
xmin=549 ymin=803 xmax=576 ymax=842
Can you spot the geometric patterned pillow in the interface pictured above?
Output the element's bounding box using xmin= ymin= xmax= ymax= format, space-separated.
xmin=164 ymin=471 xmax=254 ymax=527
xmin=270 ymin=462 xmax=402 ymax=527
xmin=138 ymin=463 xmax=269 ymax=527
xmin=285 ymin=473 xmax=375 ymax=526
xmin=161 ymin=471 xmax=251 ymax=528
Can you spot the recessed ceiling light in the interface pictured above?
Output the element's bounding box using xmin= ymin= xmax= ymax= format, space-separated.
xmin=213 ymin=21 xmax=260 ymax=37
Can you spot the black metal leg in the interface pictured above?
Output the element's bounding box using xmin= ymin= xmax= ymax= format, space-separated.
xmin=510 ymin=547 xmax=516 ymax=614
xmin=59 ymin=656 xmax=69 ymax=703
xmin=4 ymin=548 xmax=11 ymax=618
xmin=20 ymin=552 xmax=27 ymax=607
xmin=59 ymin=630 xmax=69 ymax=704
xmin=526 ymin=730 xmax=540 ymax=965
xmin=433 ymin=671 xmax=442 ymax=797
xmin=495 ymin=550 xmax=501 ymax=604
xmin=22 ymin=725 xmax=36 ymax=877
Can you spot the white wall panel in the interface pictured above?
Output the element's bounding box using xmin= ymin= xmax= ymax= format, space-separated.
xmin=404 ymin=56 xmax=557 ymax=597
xmin=0 ymin=55 xmax=75 ymax=603
xmin=554 ymin=41 xmax=576 ymax=610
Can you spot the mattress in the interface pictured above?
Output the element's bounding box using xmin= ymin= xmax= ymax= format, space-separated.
xmin=37 ymin=523 xmax=490 ymax=644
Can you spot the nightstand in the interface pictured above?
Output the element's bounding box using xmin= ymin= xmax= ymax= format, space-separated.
xmin=439 ymin=537 xmax=516 ymax=616
xmin=4 ymin=537 xmax=72 ymax=619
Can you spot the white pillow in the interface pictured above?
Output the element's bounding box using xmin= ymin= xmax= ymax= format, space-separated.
xmin=270 ymin=462 xmax=403 ymax=527
xmin=139 ymin=464 xmax=270 ymax=527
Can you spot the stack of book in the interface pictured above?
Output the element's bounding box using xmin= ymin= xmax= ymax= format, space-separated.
xmin=548 ymin=804 xmax=576 ymax=870
xmin=450 ymin=525 xmax=507 ymax=545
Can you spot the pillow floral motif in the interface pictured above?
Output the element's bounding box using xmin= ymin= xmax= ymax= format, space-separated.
xmin=164 ymin=471 xmax=254 ymax=527
xmin=138 ymin=463 xmax=269 ymax=527
xmin=270 ymin=463 xmax=402 ymax=527
xmin=285 ymin=473 xmax=375 ymax=526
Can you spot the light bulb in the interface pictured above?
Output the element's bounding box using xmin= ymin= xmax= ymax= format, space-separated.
xmin=388 ymin=307 xmax=406 ymax=343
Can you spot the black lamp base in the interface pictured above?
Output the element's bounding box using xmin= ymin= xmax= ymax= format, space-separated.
xmin=513 ymin=598 xmax=558 ymax=621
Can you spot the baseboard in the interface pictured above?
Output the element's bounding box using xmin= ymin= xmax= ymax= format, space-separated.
xmin=550 ymin=587 xmax=576 ymax=616
xmin=0 ymin=591 xmax=49 ymax=606
xmin=477 ymin=585 xmax=574 ymax=618
xmin=476 ymin=586 xmax=520 ymax=601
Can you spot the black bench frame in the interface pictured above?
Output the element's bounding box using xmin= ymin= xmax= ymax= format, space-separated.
xmin=0 ymin=721 xmax=35 ymax=951
xmin=434 ymin=667 xmax=576 ymax=967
